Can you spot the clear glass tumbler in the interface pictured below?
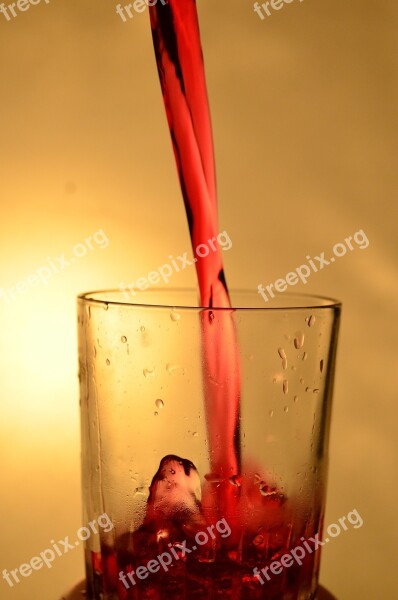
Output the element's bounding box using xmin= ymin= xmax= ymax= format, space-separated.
xmin=77 ymin=290 xmax=341 ymax=599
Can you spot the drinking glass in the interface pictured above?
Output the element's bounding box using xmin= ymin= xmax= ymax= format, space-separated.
xmin=77 ymin=290 xmax=341 ymax=599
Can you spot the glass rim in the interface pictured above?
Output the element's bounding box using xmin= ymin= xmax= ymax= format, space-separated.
xmin=77 ymin=289 xmax=342 ymax=312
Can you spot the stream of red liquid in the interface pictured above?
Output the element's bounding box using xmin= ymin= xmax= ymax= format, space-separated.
xmin=148 ymin=0 xmax=242 ymax=526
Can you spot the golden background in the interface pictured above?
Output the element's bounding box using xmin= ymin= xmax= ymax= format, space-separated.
xmin=0 ymin=0 xmax=397 ymax=598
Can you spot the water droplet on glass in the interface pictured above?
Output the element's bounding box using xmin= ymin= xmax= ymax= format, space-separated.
xmin=135 ymin=486 xmax=147 ymax=495
xmin=291 ymin=365 xmax=297 ymax=371
xmin=155 ymin=398 xmax=164 ymax=409
xmin=294 ymin=395 xmax=299 ymax=403
xmin=300 ymin=377 xmax=305 ymax=384
xmin=282 ymin=358 xmax=288 ymax=370
xmin=302 ymin=352 xmax=307 ymax=361
xmin=294 ymin=332 xmax=305 ymax=349
xmin=121 ymin=336 xmax=127 ymax=343
xmin=305 ymin=386 xmax=311 ymax=393
xmin=166 ymin=363 xmax=179 ymax=375
xmin=259 ymin=482 xmax=283 ymax=500
xmin=106 ymin=359 xmax=110 ymax=366
xmin=269 ymin=410 xmax=274 ymax=417
xmin=93 ymin=346 xmax=97 ymax=357
xmin=283 ymin=380 xmax=289 ymax=395
xmin=170 ymin=309 xmax=180 ymax=322
xmin=140 ymin=326 xmax=145 ymax=332
xmin=284 ymin=406 xmax=289 ymax=413
xmin=229 ymin=475 xmax=242 ymax=487
xmin=209 ymin=310 xmax=215 ymax=323
xmin=320 ymin=359 xmax=324 ymax=373
xmin=192 ymin=431 xmax=198 ymax=437
xmin=278 ymin=348 xmax=286 ymax=360
xmin=156 ymin=529 xmax=169 ymax=542
xmin=103 ymin=303 xmax=109 ymax=311
xmin=154 ymin=411 xmax=158 ymax=416
xmin=143 ymin=367 xmax=155 ymax=378
xmin=313 ymin=388 xmax=320 ymax=394
xmin=308 ymin=315 xmax=316 ymax=327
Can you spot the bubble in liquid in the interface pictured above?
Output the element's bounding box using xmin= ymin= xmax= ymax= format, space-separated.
xmin=278 ymin=348 xmax=286 ymax=360
xmin=283 ymin=380 xmax=289 ymax=395
xmin=155 ymin=398 xmax=164 ymax=409
xmin=106 ymin=359 xmax=110 ymax=366
xmin=308 ymin=315 xmax=316 ymax=327
xmin=121 ymin=336 xmax=127 ymax=343
xmin=320 ymin=359 xmax=324 ymax=373
xmin=282 ymin=358 xmax=288 ymax=370
xmin=294 ymin=332 xmax=305 ymax=349
xmin=143 ymin=367 xmax=155 ymax=378
xmin=170 ymin=309 xmax=180 ymax=322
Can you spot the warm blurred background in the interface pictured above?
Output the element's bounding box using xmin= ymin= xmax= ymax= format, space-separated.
xmin=0 ymin=1 xmax=396 ymax=598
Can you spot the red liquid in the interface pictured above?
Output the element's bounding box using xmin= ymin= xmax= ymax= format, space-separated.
xmin=89 ymin=2 xmax=321 ymax=597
